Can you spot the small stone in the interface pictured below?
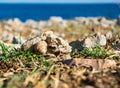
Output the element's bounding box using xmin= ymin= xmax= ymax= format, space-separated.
xmin=114 ymin=37 xmax=120 ymax=44
xmin=82 ymin=37 xmax=95 ymax=48
xmin=116 ymin=16 xmax=120 ymax=26
xmin=25 ymin=19 xmax=37 ymax=28
xmin=95 ymin=33 xmax=106 ymax=46
xmin=49 ymin=16 xmax=63 ymax=24
xmin=84 ymin=85 xmax=94 ymax=88
xmin=105 ymin=31 xmax=113 ymax=40
xmin=81 ymin=33 xmax=106 ymax=48
xmin=112 ymin=37 xmax=120 ymax=52
xmin=12 ymin=36 xmax=25 ymax=44
xmin=41 ymin=31 xmax=54 ymax=40
xmin=21 ymin=36 xmax=41 ymax=51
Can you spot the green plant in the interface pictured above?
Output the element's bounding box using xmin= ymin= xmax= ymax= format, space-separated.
xmin=80 ymin=45 xmax=109 ymax=58
xmin=0 ymin=42 xmax=11 ymax=59
xmin=0 ymin=42 xmax=53 ymax=70
xmin=109 ymin=53 xmax=120 ymax=59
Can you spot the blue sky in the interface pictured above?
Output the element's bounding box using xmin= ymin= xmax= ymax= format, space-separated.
xmin=0 ymin=0 xmax=119 ymax=3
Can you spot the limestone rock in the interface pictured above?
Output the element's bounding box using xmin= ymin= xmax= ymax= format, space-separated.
xmin=49 ymin=16 xmax=63 ymax=24
xmin=115 ymin=37 xmax=120 ymax=44
xmin=116 ymin=16 xmax=120 ymax=26
xmin=95 ymin=33 xmax=106 ymax=46
xmin=112 ymin=37 xmax=120 ymax=51
xmin=105 ymin=31 xmax=113 ymax=40
xmin=21 ymin=36 xmax=41 ymax=51
xmin=25 ymin=19 xmax=38 ymax=28
xmin=21 ymin=31 xmax=71 ymax=60
xmin=82 ymin=33 xmax=107 ymax=48
xmin=82 ymin=37 xmax=95 ymax=48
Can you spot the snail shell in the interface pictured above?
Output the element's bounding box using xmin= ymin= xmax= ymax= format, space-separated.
xmin=35 ymin=41 xmax=47 ymax=54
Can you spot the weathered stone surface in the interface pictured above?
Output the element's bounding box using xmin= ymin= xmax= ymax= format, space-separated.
xmin=95 ymin=33 xmax=106 ymax=46
xmin=116 ymin=16 xmax=120 ymax=26
xmin=105 ymin=31 xmax=113 ymax=40
xmin=21 ymin=36 xmax=41 ymax=51
xmin=81 ymin=33 xmax=107 ymax=48
xmin=82 ymin=37 xmax=95 ymax=48
xmin=21 ymin=31 xmax=71 ymax=59
xmin=112 ymin=37 xmax=120 ymax=51
xmin=114 ymin=37 xmax=120 ymax=44
xmin=49 ymin=16 xmax=63 ymax=24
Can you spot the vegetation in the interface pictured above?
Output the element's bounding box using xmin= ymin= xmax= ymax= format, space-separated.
xmin=70 ymin=44 xmax=120 ymax=59
xmin=0 ymin=41 xmax=120 ymax=88
xmin=80 ymin=45 xmax=109 ymax=58
xmin=0 ymin=42 xmax=53 ymax=71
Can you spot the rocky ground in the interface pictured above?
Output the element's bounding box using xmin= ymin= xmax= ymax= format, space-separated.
xmin=0 ymin=16 xmax=120 ymax=88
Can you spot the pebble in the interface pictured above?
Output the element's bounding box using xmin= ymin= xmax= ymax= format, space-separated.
xmin=81 ymin=33 xmax=107 ymax=48
xmin=116 ymin=15 xmax=120 ymax=25
xmin=105 ymin=31 xmax=113 ymax=40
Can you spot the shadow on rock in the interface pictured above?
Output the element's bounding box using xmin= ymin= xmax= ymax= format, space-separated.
xmin=69 ymin=40 xmax=83 ymax=51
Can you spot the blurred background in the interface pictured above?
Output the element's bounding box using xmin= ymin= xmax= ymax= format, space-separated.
xmin=0 ymin=0 xmax=120 ymax=21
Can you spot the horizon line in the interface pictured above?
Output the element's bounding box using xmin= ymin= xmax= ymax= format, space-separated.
xmin=0 ymin=2 xmax=118 ymax=4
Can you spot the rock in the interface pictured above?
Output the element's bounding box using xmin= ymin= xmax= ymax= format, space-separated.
xmin=4 ymin=25 xmax=12 ymax=31
xmin=112 ymin=37 xmax=120 ymax=51
xmin=21 ymin=36 xmax=41 ymax=51
xmin=114 ymin=37 xmax=120 ymax=44
xmin=84 ymin=85 xmax=94 ymax=88
xmin=105 ymin=31 xmax=113 ymax=40
xmin=49 ymin=16 xmax=63 ymax=24
xmin=116 ymin=16 xmax=120 ymax=25
xmin=38 ymin=21 xmax=47 ymax=29
xmin=2 ymin=31 xmax=14 ymax=43
xmin=31 ymin=29 xmax=41 ymax=36
xmin=81 ymin=33 xmax=107 ymax=48
xmin=48 ymin=16 xmax=67 ymax=28
xmin=13 ymin=18 xmax=23 ymax=27
xmin=21 ymin=31 xmax=71 ymax=60
xmin=75 ymin=17 xmax=89 ymax=25
xmin=89 ymin=17 xmax=100 ymax=25
xmin=98 ymin=17 xmax=115 ymax=28
xmin=12 ymin=36 xmax=26 ymax=44
xmin=82 ymin=37 xmax=95 ymax=48
xmin=6 ymin=18 xmax=23 ymax=29
xmin=25 ymin=19 xmax=37 ymax=28
xmin=69 ymin=40 xmax=83 ymax=50
xmin=95 ymin=33 xmax=106 ymax=46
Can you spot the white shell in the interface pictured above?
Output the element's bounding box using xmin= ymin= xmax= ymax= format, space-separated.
xmin=35 ymin=41 xmax=47 ymax=54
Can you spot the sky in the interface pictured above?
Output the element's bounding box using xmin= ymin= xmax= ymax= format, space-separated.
xmin=0 ymin=0 xmax=119 ymax=3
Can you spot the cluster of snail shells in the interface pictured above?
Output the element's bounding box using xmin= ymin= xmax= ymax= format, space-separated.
xmin=21 ymin=31 xmax=71 ymax=58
